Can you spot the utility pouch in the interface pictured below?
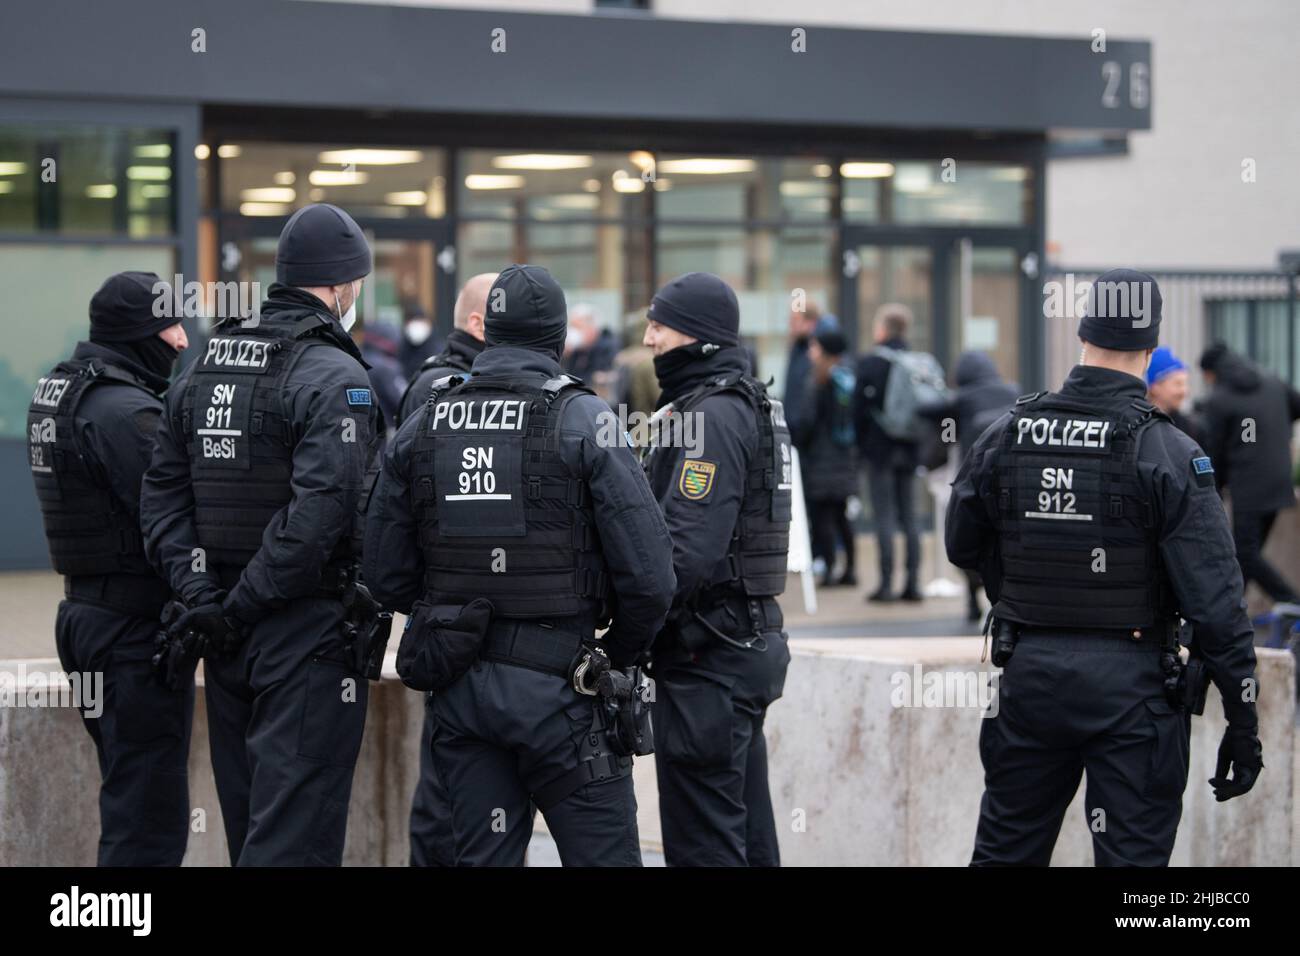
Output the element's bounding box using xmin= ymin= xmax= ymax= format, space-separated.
xmin=395 ymin=598 xmax=494 ymax=692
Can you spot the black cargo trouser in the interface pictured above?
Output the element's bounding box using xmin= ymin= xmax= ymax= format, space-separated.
xmin=431 ymin=659 xmax=641 ymax=867
xmin=652 ymin=608 xmax=791 ymax=867
xmin=55 ymin=599 xmax=194 ymax=866
xmin=409 ymin=694 xmax=455 ymax=867
xmin=203 ymin=597 xmax=369 ymax=866
xmin=972 ymin=630 xmax=1190 ymax=867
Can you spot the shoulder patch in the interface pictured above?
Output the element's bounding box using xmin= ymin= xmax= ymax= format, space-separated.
xmin=678 ymin=459 xmax=717 ymax=501
xmin=1191 ymin=455 xmax=1214 ymax=487
xmin=346 ymin=387 xmax=372 ymax=407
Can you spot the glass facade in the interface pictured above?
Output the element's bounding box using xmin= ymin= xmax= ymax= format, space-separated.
xmin=0 ymin=125 xmax=175 ymax=236
xmin=0 ymin=123 xmax=180 ymax=440
xmin=0 ymin=243 xmax=175 ymax=439
xmin=214 ymin=142 xmax=446 ymax=219
xmin=844 ymin=159 xmax=1032 ymax=226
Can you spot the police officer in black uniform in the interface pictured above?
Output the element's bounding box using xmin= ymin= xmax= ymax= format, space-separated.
xmin=28 ymin=271 xmax=191 ymax=866
xmin=396 ymin=272 xmax=495 ymax=428
xmin=641 ymin=272 xmax=793 ymax=867
xmin=398 ymin=271 xmax=494 ymax=867
xmin=141 ymin=204 xmax=383 ymax=866
xmin=365 ymin=264 xmax=675 ymax=866
xmin=947 ymin=269 xmax=1263 ymax=866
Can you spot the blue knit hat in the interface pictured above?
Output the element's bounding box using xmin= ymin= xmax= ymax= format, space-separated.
xmin=1145 ymin=346 xmax=1186 ymax=386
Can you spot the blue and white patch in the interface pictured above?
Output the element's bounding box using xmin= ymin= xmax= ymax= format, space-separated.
xmin=346 ymin=388 xmax=372 ymax=407
xmin=1191 ymin=455 xmax=1214 ymax=487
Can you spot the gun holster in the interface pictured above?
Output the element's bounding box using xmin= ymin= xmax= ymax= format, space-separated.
xmin=1160 ymin=621 xmax=1209 ymax=715
xmin=571 ymin=645 xmax=655 ymax=758
xmin=151 ymin=598 xmax=207 ymax=692
xmin=341 ymin=580 xmax=394 ymax=681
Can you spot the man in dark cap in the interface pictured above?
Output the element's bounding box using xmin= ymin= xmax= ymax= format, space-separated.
xmin=396 ymin=272 xmax=496 ymax=427
xmin=1197 ymin=341 xmax=1300 ymax=608
xmin=28 ymin=270 xmax=190 ymax=865
xmin=947 ymin=268 xmax=1263 ymax=865
xmin=142 ymin=203 xmax=384 ymax=866
xmin=364 ymin=264 xmax=675 ymax=866
xmin=641 ymin=272 xmax=793 ymax=866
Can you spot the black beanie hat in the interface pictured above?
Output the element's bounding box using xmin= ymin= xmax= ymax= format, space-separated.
xmin=1076 ymin=268 xmax=1162 ymax=351
xmin=88 ymin=271 xmax=180 ymax=343
xmin=483 ymin=264 xmax=569 ymax=360
xmin=1199 ymin=341 xmax=1230 ymax=372
xmin=648 ymin=272 xmax=740 ymax=347
xmin=276 ymin=203 xmax=373 ymax=287
xmin=814 ymin=327 xmax=848 ymax=357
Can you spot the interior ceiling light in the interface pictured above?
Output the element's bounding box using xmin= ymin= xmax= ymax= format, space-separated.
xmin=0 ymin=162 xmax=28 ymax=176
xmin=126 ymin=166 xmax=171 ymax=181
xmin=385 ymin=190 xmax=428 ymax=205
xmin=273 ymin=171 xmax=296 ymax=185
xmin=217 ymin=145 xmax=241 ymax=159
xmin=840 ymin=162 xmax=895 ymax=179
xmin=318 ymin=149 xmax=423 ymax=166
xmin=241 ymin=187 xmax=296 ymax=203
xmin=491 ymin=154 xmax=593 ymax=170
xmin=134 ymin=144 xmax=171 ymax=159
xmin=240 ymin=201 xmax=290 ymax=216
xmin=464 ymin=174 xmax=524 ymax=190
xmin=84 ymin=184 xmax=117 ymax=199
xmin=656 ymin=158 xmax=756 ymax=175
xmin=309 ymin=169 xmax=370 ymax=186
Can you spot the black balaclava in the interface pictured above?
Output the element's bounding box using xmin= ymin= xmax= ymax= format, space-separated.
xmin=88 ymin=271 xmax=181 ymax=380
xmin=483 ymin=264 xmax=568 ymax=361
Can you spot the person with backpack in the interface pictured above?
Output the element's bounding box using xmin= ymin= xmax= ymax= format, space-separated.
xmin=854 ymin=303 xmax=948 ymax=603
xmin=793 ymin=327 xmax=858 ymax=587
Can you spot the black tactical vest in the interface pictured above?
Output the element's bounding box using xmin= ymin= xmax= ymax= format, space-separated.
xmin=181 ymin=315 xmax=354 ymax=572
xmin=675 ymin=374 xmax=793 ymax=601
xmin=27 ymin=359 xmax=156 ymax=577
xmin=411 ymin=372 xmax=609 ymax=635
xmin=987 ymin=391 xmax=1173 ymax=629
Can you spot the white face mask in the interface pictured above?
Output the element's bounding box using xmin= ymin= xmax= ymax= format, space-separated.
xmin=564 ymin=327 xmax=583 ymax=352
xmin=336 ymin=280 xmax=360 ymax=332
xmin=405 ymin=318 xmax=433 ymax=346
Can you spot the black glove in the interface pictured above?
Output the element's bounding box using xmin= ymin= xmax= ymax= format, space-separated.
xmin=1209 ymin=726 xmax=1263 ymax=802
xmin=173 ymin=596 xmax=243 ymax=658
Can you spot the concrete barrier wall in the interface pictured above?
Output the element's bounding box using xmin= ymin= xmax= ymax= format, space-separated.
xmin=1 ymin=643 xmax=1294 ymax=866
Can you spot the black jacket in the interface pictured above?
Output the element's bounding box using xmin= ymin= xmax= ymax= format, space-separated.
xmin=141 ymin=286 xmax=381 ymax=621
xmin=853 ymin=336 xmax=920 ymax=469
xmin=946 ymin=364 xmax=1260 ymax=730
xmin=364 ymin=344 xmax=676 ymax=665
xmin=1199 ymin=353 xmax=1300 ymax=513
xmin=396 ymin=329 xmax=485 ymax=426
xmin=920 ymin=351 xmax=1020 ymax=459
xmin=793 ymin=361 xmax=858 ymax=501
xmin=644 ymin=347 xmax=766 ymax=611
